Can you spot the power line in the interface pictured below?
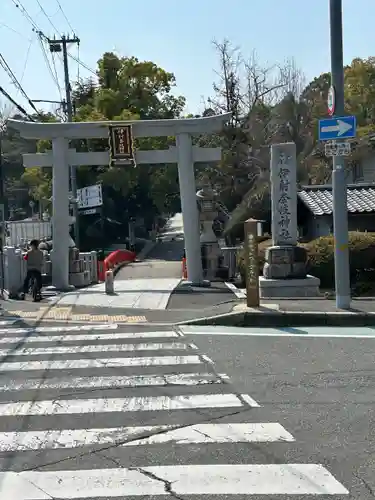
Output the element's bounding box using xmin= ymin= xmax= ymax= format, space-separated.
xmin=10 ymin=0 xmax=41 ymax=32
xmin=20 ymin=37 xmax=34 ymax=82
xmin=35 ymin=0 xmax=59 ymax=33
xmin=0 ymin=53 xmax=40 ymax=115
xmin=0 ymin=21 xmax=32 ymax=40
xmin=10 ymin=0 xmax=96 ymax=77
xmin=51 ymin=52 xmax=63 ymax=100
xmin=67 ymin=52 xmax=96 ymax=76
xmin=0 ymin=86 xmax=35 ymax=121
xmin=55 ymin=0 xmax=75 ymax=34
xmin=37 ymin=35 xmax=61 ymax=92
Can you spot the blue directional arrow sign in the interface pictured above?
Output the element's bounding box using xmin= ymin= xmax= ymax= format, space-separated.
xmin=318 ymin=115 xmax=356 ymax=141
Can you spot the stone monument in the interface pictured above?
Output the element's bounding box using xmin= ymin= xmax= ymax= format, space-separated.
xmin=260 ymin=142 xmax=320 ymax=298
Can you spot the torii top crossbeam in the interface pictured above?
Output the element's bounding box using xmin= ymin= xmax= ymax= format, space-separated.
xmin=8 ymin=113 xmax=232 ymax=139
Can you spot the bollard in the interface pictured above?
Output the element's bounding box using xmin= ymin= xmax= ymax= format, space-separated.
xmin=105 ymin=268 xmax=114 ymax=294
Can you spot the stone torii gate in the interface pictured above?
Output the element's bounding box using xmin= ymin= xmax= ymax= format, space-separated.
xmin=9 ymin=114 xmax=230 ymax=290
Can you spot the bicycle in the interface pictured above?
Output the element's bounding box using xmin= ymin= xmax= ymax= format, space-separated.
xmin=28 ymin=275 xmax=41 ymax=302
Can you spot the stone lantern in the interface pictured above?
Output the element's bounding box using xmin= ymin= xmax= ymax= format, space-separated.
xmin=196 ymin=185 xmax=221 ymax=280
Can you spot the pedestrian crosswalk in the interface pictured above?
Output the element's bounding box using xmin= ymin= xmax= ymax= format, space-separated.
xmin=0 ymin=322 xmax=349 ymax=498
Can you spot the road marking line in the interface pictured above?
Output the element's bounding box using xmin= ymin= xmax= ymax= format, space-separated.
xmin=0 ymin=355 xmax=203 ymax=372
xmin=0 ymin=331 xmax=179 ymax=344
xmin=225 ymin=281 xmax=247 ymax=299
xmin=8 ymin=311 xmax=147 ymax=323
xmin=241 ymin=393 xmax=260 ymax=408
xmin=0 ymin=372 xmax=225 ymax=392
xmin=0 ymin=393 xmax=250 ymax=416
xmin=0 ymin=342 xmax=189 ymax=357
xmin=0 ymin=320 xmax=19 ymax=326
xmin=0 ymin=464 xmax=349 ymax=497
xmin=0 ymin=324 xmax=119 ymax=335
xmin=180 ymin=325 xmax=375 ymax=338
xmin=0 ymin=423 xmax=294 ymax=451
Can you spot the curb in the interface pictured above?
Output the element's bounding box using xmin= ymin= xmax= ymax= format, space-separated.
xmin=177 ymin=310 xmax=375 ymax=327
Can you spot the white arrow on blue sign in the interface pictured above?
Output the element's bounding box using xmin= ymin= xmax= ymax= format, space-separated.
xmin=318 ymin=115 xmax=356 ymax=141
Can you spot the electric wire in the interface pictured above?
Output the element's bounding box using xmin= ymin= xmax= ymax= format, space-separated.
xmin=67 ymin=52 xmax=96 ymax=76
xmin=35 ymin=0 xmax=59 ymax=33
xmin=37 ymin=36 xmax=57 ymax=83
xmin=0 ymin=53 xmax=40 ymax=115
xmin=5 ymin=35 xmax=35 ymax=117
xmin=10 ymin=0 xmax=41 ymax=32
xmin=55 ymin=0 xmax=75 ymax=34
xmin=51 ymin=52 xmax=63 ymax=100
xmin=0 ymin=21 xmax=31 ymax=40
xmin=0 ymin=86 xmax=34 ymax=121
xmin=19 ymin=36 xmax=34 ymax=82
xmin=11 ymin=0 xmax=96 ymax=77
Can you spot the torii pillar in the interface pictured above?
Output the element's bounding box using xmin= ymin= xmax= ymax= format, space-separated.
xmin=9 ymin=113 xmax=230 ymax=290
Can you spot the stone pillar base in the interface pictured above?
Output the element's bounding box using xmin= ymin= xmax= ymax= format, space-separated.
xmin=263 ymin=245 xmax=307 ymax=279
xmin=259 ymin=275 xmax=320 ymax=298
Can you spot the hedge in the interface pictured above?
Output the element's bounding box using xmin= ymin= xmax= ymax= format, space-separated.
xmin=237 ymin=231 xmax=375 ymax=292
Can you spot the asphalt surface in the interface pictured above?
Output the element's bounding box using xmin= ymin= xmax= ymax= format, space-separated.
xmin=116 ymin=239 xmax=183 ymax=281
xmin=0 ymin=320 xmax=353 ymax=498
xmin=181 ymin=325 xmax=375 ymax=499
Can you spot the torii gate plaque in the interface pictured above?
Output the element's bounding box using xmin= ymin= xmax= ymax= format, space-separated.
xmin=9 ymin=114 xmax=230 ymax=290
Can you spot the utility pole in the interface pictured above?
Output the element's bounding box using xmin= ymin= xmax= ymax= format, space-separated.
xmin=49 ymin=35 xmax=80 ymax=247
xmin=0 ymin=126 xmax=5 ymax=298
xmin=329 ymin=0 xmax=351 ymax=309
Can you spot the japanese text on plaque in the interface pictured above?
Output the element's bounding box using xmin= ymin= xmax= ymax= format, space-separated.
xmin=277 ymin=153 xmax=292 ymax=242
xmin=247 ymin=232 xmax=258 ymax=286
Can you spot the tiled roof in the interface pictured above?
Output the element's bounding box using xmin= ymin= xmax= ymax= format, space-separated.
xmin=298 ymin=183 xmax=375 ymax=216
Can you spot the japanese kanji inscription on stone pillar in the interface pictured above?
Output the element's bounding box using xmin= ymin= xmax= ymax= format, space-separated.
xmin=270 ymin=142 xmax=297 ymax=246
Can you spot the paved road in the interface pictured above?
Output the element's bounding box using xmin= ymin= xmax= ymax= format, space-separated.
xmin=0 ymin=321 xmax=348 ymax=498
xmin=180 ymin=324 xmax=375 ymax=498
xmin=117 ymin=213 xmax=184 ymax=281
xmin=116 ymin=240 xmax=183 ymax=281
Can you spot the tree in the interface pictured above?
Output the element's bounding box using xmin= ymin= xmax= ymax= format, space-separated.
xmin=344 ymin=57 xmax=375 ymax=134
xmin=69 ymin=52 xmax=187 ymax=246
xmin=204 ymin=40 xmax=306 ymax=236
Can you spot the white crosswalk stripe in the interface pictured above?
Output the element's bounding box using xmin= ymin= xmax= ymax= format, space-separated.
xmin=0 ymin=323 xmax=349 ymax=498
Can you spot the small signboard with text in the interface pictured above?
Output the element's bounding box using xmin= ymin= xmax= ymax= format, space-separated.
xmin=77 ymin=184 xmax=103 ymax=210
xmin=108 ymin=125 xmax=136 ymax=166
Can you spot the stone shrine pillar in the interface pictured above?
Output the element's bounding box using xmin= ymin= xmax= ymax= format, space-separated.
xmin=51 ymin=137 xmax=71 ymax=290
xmin=176 ymin=133 xmax=203 ymax=284
xmin=261 ymin=142 xmax=320 ymax=297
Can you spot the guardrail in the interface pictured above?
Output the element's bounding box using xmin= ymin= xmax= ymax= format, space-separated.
xmin=97 ymin=249 xmax=136 ymax=281
xmin=221 ymin=245 xmax=242 ymax=280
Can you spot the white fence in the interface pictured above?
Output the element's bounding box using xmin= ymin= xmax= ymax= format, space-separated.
xmin=0 ymin=247 xmax=98 ymax=296
xmin=6 ymin=221 xmax=52 ymax=247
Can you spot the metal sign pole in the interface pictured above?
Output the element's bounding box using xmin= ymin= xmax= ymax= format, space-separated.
xmin=329 ymin=0 xmax=351 ymax=309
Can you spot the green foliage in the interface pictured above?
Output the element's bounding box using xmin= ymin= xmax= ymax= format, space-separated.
xmin=306 ymin=232 xmax=375 ymax=289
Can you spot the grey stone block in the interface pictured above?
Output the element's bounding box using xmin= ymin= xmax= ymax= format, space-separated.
xmin=263 ymin=245 xmax=307 ymax=279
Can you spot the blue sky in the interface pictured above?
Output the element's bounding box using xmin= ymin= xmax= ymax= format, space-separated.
xmin=0 ymin=0 xmax=374 ymax=117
